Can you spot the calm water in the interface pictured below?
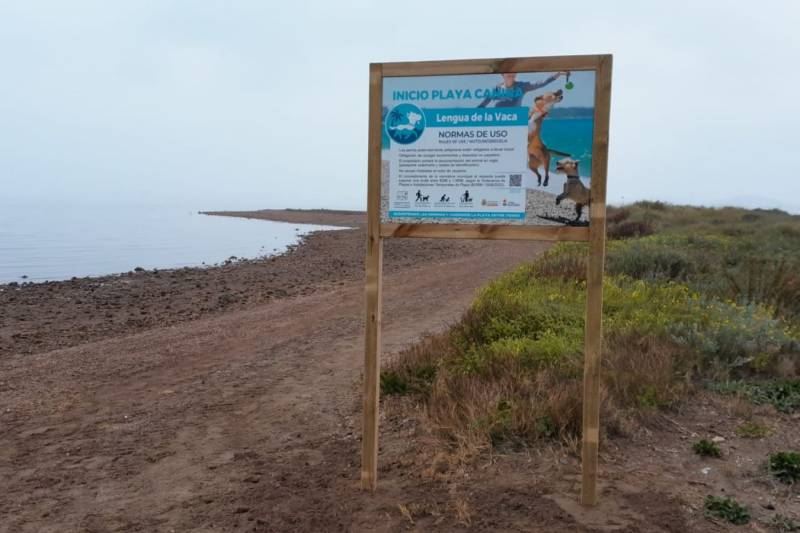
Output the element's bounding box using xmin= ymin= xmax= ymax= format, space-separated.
xmin=0 ymin=205 xmax=340 ymax=283
xmin=540 ymin=118 xmax=595 ymax=176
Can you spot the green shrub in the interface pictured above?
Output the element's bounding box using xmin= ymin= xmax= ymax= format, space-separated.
xmin=462 ymin=261 xmax=797 ymax=374
xmin=486 ymin=399 xmax=514 ymax=445
xmin=607 ymin=207 xmax=630 ymax=224
xmin=636 ymin=386 xmax=662 ymax=408
xmin=380 ymin=371 xmax=408 ymax=396
xmin=768 ymin=452 xmax=800 ymax=484
xmin=724 ymin=257 xmax=800 ymax=318
xmin=693 ymin=439 xmax=722 ymax=458
xmin=412 ymin=364 xmax=437 ymax=383
xmin=608 ymin=219 xmax=655 ymax=239
xmin=532 ymin=244 xmax=587 ymax=281
xmin=635 ymin=200 xmax=668 ymax=211
xmin=704 ymin=495 xmax=750 ymax=525
xmin=607 ymin=239 xmax=694 ymax=281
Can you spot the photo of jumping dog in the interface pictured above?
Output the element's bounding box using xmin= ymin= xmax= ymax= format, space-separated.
xmin=555 ymin=158 xmax=591 ymax=222
xmin=527 ymin=90 xmax=572 ymax=187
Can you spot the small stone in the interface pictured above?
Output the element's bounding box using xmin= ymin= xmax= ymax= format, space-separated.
xmin=711 ymin=436 xmax=725 ymax=443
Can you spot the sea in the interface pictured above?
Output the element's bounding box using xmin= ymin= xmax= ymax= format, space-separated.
xmin=540 ymin=118 xmax=594 ymax=177
xmin=0 ymin=204 xmax=340 ymax=284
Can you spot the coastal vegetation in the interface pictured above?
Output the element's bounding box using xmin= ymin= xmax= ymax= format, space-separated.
xmin=381 ymin=202 xmax=800 ymax=447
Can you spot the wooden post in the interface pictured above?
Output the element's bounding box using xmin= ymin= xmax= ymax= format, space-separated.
xmin=581 ymin=54 xmax=612 ymax=506
xmin=361 ymin=63 xmax=384 ymax=491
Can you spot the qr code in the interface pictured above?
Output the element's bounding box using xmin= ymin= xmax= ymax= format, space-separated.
xmin=509 ymin=174 xmax=522 ymax=187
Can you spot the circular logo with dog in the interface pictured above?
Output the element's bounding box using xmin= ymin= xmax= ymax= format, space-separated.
xmin=385 ymin=103 xmax=425 ymax=144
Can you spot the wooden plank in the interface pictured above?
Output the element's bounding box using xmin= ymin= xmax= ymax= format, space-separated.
xmin=382 ymin=54 xmax=603 ymax=77
xmin=361 ymin=63 xmax=384 ymax=491
xmin=381 ymin=223 xmax=589 ymax=242
xmin=581 ymin=54 xmax=612 ymax=507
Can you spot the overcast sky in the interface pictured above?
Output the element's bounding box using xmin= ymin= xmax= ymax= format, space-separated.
xmin=2 ymin=1 xmax=799 ymax=212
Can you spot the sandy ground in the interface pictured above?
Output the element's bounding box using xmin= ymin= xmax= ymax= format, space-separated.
xmin=1 ymin=210 xmax=797 ymax=532
xmin=0 ymin=212 xmax=547 ymax=531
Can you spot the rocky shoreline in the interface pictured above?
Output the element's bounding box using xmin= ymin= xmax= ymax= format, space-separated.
xmin=0 ymin=210 xmax=481 ymax=358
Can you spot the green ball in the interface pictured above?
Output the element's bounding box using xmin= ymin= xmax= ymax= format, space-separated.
xmin=565 ymin=81 xmax=574 ymax=90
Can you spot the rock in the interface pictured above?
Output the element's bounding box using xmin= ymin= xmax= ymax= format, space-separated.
xmin=711 ymin=436 xmax=725 ymax=443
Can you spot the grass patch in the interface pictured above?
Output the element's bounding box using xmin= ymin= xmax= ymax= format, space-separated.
xmin=768 ymin=452 xmax=800 ymax=484
xmin=769 ymin=514 xmax=800 ymax=532
xmin=380 ymin=334 xmax=445 ymax=397
xmin=710 ymin=380 xmax=800 ymax=413
xmin=693 ymin=439 xmax=722 ymax=458
xmin=704 ymin=495 xmax=750 ymax=525
xmin=735 ymin=420 xmax=774 ymax=439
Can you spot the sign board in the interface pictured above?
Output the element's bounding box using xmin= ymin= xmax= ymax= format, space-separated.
xmin=362 ymin=55 xmax=612 ymax=507
xmin=382 ymin=71 xmax=595 ymax=226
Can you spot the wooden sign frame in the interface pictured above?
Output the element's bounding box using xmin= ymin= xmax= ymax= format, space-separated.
xmin=362 ymin=54 xmax=612 ymax=506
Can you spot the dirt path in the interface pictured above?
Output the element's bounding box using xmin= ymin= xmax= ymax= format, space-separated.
xmin=0 ymin=240 xmax=546 ymax=532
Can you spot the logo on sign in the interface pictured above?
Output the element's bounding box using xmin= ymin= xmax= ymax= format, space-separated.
xmin=386 ymin=103 xmax=426 ymax=144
